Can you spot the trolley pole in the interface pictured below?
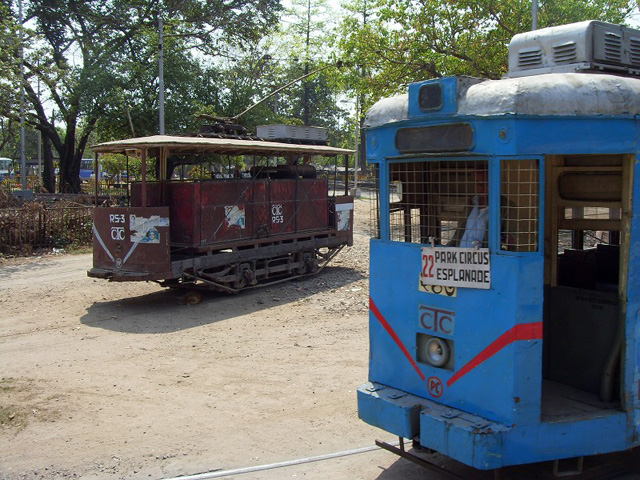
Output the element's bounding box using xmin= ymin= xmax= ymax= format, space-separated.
xmin=353 ymin=110 xmax=359 ymax=196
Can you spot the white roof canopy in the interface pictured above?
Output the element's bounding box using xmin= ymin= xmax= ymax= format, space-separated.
xmin=92 ymin=135 xmax=354 ymax=157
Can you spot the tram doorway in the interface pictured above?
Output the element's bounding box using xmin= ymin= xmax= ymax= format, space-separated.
xmin=542 ymin=154 xmax=632 ymax=420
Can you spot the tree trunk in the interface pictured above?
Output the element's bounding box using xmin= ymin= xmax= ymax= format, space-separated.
xmin=42 ymin=132 xmax=55 ymax=193
xmin=58 ymin=126 xmax=81 ymax=193
xmin=59 ymin=152 xmax=81 ymax=193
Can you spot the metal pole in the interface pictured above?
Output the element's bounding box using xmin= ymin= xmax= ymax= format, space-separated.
xmin=353 ymin=106 xmax=359 ymax=195
xmin=37 ymin=71 xmax=41 ymax=186
xmin=141 ymin=149 xmax=147 ymax=207
xmin=344 ymin=154 xmax=349 ymax=196
xmin=94 ymin=153 xmax=99 ymax=206
xmin=532 ymin=0 xmax=538 ymax=30
xmin=158 ymin=16 xmax=165 ymax=135
xmin=19 ymin=0 xmax=26 ymax=191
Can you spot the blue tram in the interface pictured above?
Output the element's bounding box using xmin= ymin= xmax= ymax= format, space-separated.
xmin=358 ymin=21 xmax=640 ymax=470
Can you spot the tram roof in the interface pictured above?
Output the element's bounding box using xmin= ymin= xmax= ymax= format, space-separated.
xmin=92 ymin=135 xmax=354 ymax=156
xmin=365 ymin=73 xmax=640 ymax=128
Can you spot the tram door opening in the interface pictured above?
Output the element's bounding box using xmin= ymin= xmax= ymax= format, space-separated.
xmin=543 ymin=155 xmax=631 ymax=418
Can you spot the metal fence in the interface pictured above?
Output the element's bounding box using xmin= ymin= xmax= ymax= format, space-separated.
xmin=0 ymin=204 xmax=93 ymax=252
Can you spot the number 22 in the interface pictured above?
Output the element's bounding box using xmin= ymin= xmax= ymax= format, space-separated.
xmin=422 ymin=254 xmax=435 ymax=278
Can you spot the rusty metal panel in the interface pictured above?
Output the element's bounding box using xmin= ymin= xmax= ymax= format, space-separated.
xmin=167 ymin=182 xmax=200 ymax=245
xmin=269 ymin=180 xmax=296 ymax=235
xmin=251 ymin=181 xmax=270 ymax=238
xmin=296 ymin=179 xmax=329 ymax=232
xmin=91 ymin=206 xmax=171 ymax=280
xmin=131 ymin=182 xmax=163 ymax=207
xmin=200 ymin=180 xmax=254 ymax=244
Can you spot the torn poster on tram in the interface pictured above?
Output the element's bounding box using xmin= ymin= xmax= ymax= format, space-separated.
xmin=129 ymin=214 xmax=169 ymax=244
xmin=420 ymin=246 xmax=491 ymax=290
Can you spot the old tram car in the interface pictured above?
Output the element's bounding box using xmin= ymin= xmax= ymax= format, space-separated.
xmin=358 ymin=21 xmax=640 ymax=470
xmin=88 ymin=125 xmax=353 ymax=293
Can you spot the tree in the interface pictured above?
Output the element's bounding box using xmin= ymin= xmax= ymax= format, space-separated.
xmin=0 ymin=0 xmax=282 ymax=193
xmin=94 ymin=34 xmax=225 ymax=142
xmin=337 ymin=0 xmax=634 ymax=105
xmin=251 ymin=0 xmax=351 ymax=146
xmin=0 ymin=3 xmax=25 ymax=170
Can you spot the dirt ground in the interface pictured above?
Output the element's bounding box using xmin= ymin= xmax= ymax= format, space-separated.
xmin=3 ymin=198 xmax=640 ymax=480
xmin=0 ymin=198 xmax=438 ymax=480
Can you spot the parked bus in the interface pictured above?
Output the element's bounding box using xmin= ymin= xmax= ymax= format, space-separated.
xmin=0 ymin=157 xmax=13 ymax=181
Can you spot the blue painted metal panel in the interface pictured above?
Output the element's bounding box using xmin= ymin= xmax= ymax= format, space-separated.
xmin=366 ymin=116 xmax=638 ymax=162
xmin=359 ymin=380 xmax=626 ymax=469
xmin=627 ymin=153 xmax=640 ymax=442
xmin=357 ymin=383 xmax=422 ymax=439
xmin=502 ymin=414 xmax=628 ymax=466
xmin=408 ymin=77 xmax=460 ymax=117
xmin=419 ymin=404 xmax=508 ymax=469
xmin=369 ymin=240 xmax=544 ymax=425
xmin=361 ymin=75 xmax=640 ymax=468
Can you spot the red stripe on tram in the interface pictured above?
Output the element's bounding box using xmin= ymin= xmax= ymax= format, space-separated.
xmin=370 ymin=297 xmax=426 ymax=382
xmin=447 ymin=322 xmax=543 ymax=387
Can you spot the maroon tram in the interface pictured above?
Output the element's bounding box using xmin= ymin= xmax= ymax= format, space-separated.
xmin=87 ymin=126 xmax=354 ymax=293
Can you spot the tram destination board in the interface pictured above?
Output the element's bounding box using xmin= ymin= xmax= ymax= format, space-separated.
xmin=421 ymin=246 xmax=491 ymax=289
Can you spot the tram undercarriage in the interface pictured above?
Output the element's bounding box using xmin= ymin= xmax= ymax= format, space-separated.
xmin=167 ymin=242 xmax=343 ymax=293
xmin=89 ymin=242 xmax=345 ymax=293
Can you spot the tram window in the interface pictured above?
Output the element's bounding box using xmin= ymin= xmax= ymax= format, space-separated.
xmin=388 ymin=160 xmax=489 ymax=245
xmin=556 ymin=207 xmax=622 ymax=291
xmin=500 ymin=160 xmax=540 ymax=252
xmin=549 ymin=156 xmax=624 ymax=291
xmin=418 ymin=83 xmax=443 ymax=111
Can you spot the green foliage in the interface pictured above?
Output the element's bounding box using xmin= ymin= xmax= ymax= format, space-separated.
xmin=336 ymin=0 xmax=634 ymax=106
xmin=100 ymin=153 xmax=142 ymax=180
xmin=0 ymin=0 xmax=283 ymax=193
xmin=212 ymin=0 xmax=352 ymax=147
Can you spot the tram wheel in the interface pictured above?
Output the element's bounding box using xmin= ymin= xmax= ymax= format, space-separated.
xmin=295 ymin=254 xmax=308 ymax=275
xmin=306 ymin=256 xmax=319 ymax=273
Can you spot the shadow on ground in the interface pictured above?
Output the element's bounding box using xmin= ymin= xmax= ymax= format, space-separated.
xmin=375 ymin=447 xmax=640 ymax=480
xmin=80 ymin=266 xmax=366 ymax=334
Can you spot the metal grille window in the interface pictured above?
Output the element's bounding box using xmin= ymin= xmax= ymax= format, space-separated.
xmin=500 ymin=160 xmax=540 ymax=252
xmin=388 ymin=161 xmax=489 ymax=246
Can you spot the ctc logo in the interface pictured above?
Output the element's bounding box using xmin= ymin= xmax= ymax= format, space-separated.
xmin=419 ymin=306 xmax=454 ymax=335
xmin=111 ymin=226 xmax=125 ymax=240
